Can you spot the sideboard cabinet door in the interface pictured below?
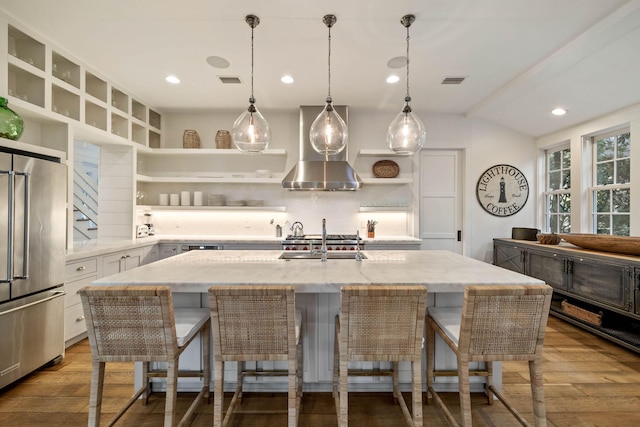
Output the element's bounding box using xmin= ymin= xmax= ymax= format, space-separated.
xmin=493 ymin=242 xmax=525 ymax=274
xmin=569 ymin=257 xmax=632 ymax=312
xmin=526 ymin=249 xmax=568 ymax=291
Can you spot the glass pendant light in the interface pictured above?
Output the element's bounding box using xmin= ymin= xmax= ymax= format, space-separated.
xmin=232 ymin=14 xmax=271 ymax=154
xmin=387 ymin=14 xmax=426 ymax=155
xmin=310 ymin=14 xmax=348 ymax=157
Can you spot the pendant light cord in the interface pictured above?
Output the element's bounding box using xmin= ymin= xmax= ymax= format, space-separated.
xmin=405 ymin=24 xmax=410 ymax=100
xmin=327 ymin=24 xmax=332 ymax=100
xmin=250 ymin=23 xmax=255 ymax=103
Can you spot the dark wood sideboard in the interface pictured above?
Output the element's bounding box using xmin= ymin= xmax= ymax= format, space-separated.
xmin=494 ymin=238 xmax=640 ymax=353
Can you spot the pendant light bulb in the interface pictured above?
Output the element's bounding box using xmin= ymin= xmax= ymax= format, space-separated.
xmin=387 ymin=14 xmax=425 ymax=155
xmin=387 ymin=99 xmax=426 ymax=155
xmin=232 ymin=14 xmax=271 ymax=154
xmin=310 ymin=14 xmax=348 ymax=156
xmin=310 ymin=100 xmax=348 ymax=156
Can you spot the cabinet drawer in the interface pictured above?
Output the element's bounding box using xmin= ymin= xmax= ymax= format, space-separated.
xmin=64 ymin=275 xmax=98 ymax=308
xmin=65 ymin=258 xmax=98 ymax=280
xmin=65 ymin=303 xmax=87 ymax=341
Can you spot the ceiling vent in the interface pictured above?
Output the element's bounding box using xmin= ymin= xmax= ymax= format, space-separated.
xmin=218 ymin=76 xmax=242 ymax=84
xmin=441 ymin=77 xmax=465 ymax=85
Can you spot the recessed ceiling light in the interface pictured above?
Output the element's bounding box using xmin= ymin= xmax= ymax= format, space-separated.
xmin=386 ymin=75 xmax=400 ymax=84
xmin=281 ymin=75 xmax=294 ymax=84
xmin=551 ymin=107 xmax=568 ymax=116
xmin=387 ymin=56 xmax=407 ymax=69
xmin=165 ymin=75 xmax=181 ymax=84
xmin=206 ymin=56 xmax=230 ymax=69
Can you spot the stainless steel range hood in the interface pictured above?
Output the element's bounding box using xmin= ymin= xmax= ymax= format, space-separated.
xmin=282 ymin=105 xmax=362 ymax=191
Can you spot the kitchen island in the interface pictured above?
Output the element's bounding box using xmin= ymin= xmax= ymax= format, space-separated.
xmin=93 ymin=250 xmax=545 ymax=392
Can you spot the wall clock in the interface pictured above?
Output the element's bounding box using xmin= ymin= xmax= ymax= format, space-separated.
xmin=476 ymin=164 xmax=529 ymax=217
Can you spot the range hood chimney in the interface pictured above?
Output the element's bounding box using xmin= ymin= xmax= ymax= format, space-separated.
xmin=282 ymin=105 xmax=362 ymax=191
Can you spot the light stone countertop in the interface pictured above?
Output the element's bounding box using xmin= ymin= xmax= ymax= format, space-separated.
xmin=66 ymin=235 xmax=421 ymax=261
xmin=93 ymin=249 xmax=543 ymax=293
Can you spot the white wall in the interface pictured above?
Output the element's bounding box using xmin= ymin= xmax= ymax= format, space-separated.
xmin=157 ymin=108 xmax=536 ymax=261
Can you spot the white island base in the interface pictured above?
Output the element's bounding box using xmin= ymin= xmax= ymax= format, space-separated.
xmin=92 ymin=250 xmax=544 ymax=394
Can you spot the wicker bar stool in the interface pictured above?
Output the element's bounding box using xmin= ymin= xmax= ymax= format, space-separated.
xmin=207 ymin=286 xmax=302 ymax=427
xmin=426 ymin=285 xmax=553 ymax=427
xmin=79 ymin=286 xmax=211 ymax=427
xmin=333 ymin=285 xmax=427 ymax=427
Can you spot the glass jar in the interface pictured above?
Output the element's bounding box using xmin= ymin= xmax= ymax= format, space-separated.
xmin=0 ymin=97 xmax=24 ymax=140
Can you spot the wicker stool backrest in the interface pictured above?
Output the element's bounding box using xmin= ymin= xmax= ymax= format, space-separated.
xmin=208 ymin=286 xmax=296 ymax=361
xmin=459 ymin=285 xmax=553 ymax=361
xmin=340 ymin=285 xmax=427 ymax=361
xmin=79 ymin=286 xmax=178 ymax=362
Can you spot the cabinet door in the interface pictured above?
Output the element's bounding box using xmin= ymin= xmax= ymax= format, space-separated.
xmin=527 ymin=249 xmax=567 ymax=291
xmin=159 ymin=244 xmax=181 ymax=259
xmin=123 ymin=249 xmax=143 ymax=270
xmin=569 ymin=257 xmax=632 ymax=311
xmin=633 ymin=267 xmax=640 ymax=315
xmin=493 ymin=242 xmax=525 ymax=274
xmin=102 ymin=252 xmax=124 ymax=276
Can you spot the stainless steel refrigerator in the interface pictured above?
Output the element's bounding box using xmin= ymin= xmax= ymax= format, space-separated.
xmin=1 ymin=145 xmax=66 ymax=390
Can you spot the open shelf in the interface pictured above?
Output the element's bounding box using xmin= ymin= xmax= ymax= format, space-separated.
xmin=8 ymin=25 xmax=45 ymax=72
xmin=85 ymin=100 xmax=107 ymax=131
xmin=85 ymin=71 xmax=107 ymax=103
xmin=52 ymin=51 xmax=80 ymax=89
xmin=111 ymin=87 xmax=129 ymax=114
xmin=358 ymin=149 xmax=413 ymax=157
xmin=132 ymin=123 xmax=146 ymax=146
xmin=7 ymin=63 xmax=45 ymax=108
xmin=149 ymin=109 xmax=161 ymax=130
xmin=139 ymin=205 xmax=287 ymax=212
xmin=132 ymin=99 xmax=147 ymax=122
xmin=111 ymin=112 xmax=128 ymax=138
xmin=52 ymin=84 xmax=80 ymax=120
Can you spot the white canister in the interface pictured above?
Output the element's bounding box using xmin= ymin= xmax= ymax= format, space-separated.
xmin=193 ymin=191 xmax=203 ymax=206
xmin=181 ymin=191 xmax=191 ymax=206
xmin=158 ymin=193 xmax=169 ymax=206
xmin=169 ymin=193 xmax=180 ymax=206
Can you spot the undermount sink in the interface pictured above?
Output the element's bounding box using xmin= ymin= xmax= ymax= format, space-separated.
xmin=279 ymin=252 xmax=367 ymax=260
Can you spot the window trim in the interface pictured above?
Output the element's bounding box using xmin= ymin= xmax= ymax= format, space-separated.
xmin=588 ymin=128 xmax=631 ymax=235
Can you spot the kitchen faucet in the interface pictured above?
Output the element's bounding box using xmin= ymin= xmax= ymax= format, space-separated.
xmin=354 ymin=230 xmax=363 ymax=262
xmin=320 ymin=218 xmax=327 ymax=262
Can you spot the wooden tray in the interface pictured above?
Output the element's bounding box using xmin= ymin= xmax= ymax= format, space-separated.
xmin=561 ymin=300 xmax=603 ymax=326
xmin=372 ymin=160 xmax=399 ymax=178
xmin=559 ymin=233 xmax=640 ymax=256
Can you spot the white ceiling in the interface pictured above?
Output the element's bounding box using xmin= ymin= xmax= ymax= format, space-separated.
xmin=2 ymin=0 xmax=639 ymax=137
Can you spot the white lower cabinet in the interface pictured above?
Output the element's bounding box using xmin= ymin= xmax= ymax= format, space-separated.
xmin=64 ymin=257 xmax=99 ymax=346
xmin=64 ymin=245 xmax=153 ymax=347
xmin=102 ymin=248 xmax=144 ymax=276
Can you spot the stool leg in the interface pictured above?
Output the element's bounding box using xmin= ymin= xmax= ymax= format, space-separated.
xmin=164 ymin=360 xmax=178 ymax=427
xmin=425 ymin=319 xmax=435 ymax=405
xmin=87 ymin=361 xmax=105 ymax=427
xmin=213 ymin=360 xmax=225 ymax=427
xmin=485 ymin=361 xmax=494 ymax=405
xmin=412 ymin=358 xmax=423 ymax=427
xmin=529 ymin=357 xmax=547 ymax=427
xmin=339 ymin=358 xmax=349 ymax=427
xmin=288 ymin=358 xmax=297 ymax=427
xmin=458 ymin=359 xmax=472 ymax=427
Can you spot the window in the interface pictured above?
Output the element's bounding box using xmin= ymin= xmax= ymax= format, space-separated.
xmin=591 ymin=130 xmax=631 ymax=235
xmin=544 ymin=145 xmax=571 ymax=233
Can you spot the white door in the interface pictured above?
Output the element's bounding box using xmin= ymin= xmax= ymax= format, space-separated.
xmin=420 ymin=150 xmax=463 ymax=253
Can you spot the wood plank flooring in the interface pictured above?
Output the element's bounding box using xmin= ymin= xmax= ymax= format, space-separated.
xmin=0 ymin=316 xmax=639 ymax=426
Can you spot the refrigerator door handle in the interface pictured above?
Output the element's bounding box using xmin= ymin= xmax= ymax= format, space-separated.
xmin=14 ymin=172 xmax=30 ymax=279
xmin=0 ymin=290 xmax=66 ymax=317
xmin=2 ymin=170 xmax=14 ymax=282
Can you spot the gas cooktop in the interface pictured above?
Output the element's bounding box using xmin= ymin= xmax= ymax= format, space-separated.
xmin=284 ymin=234 xmax=361 ymax=241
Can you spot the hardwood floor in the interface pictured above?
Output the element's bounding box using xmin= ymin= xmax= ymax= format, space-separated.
xmin=0 ymin=316 xmax=639 ymax=426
